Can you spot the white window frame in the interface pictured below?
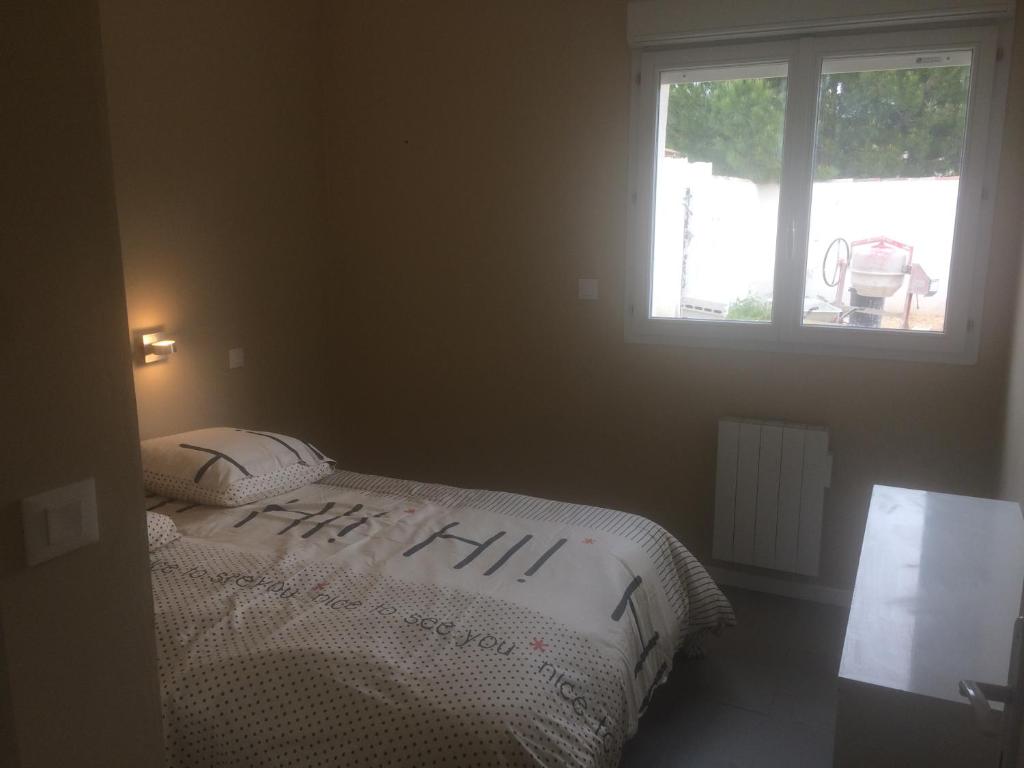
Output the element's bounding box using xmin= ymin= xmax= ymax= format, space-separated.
xmin=626 ymin=25 xmax=1005 ymax=364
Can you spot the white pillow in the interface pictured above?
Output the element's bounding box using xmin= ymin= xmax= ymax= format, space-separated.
xmin=147 ymin=511 xmax=181 ymax=552
xmin=140 ymin=427 xmax=333 ymax=507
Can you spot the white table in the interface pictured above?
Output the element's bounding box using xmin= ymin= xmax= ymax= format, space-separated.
xmin=834 ymin=485 xmax=1024 ymax=767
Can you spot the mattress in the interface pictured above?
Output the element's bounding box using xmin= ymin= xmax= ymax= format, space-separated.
xmin=147 ymin=469 xmax=734 ymax=767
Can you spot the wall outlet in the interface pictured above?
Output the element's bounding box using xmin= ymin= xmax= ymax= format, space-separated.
xmin=578 ymin=278 xmax=599 ymax=301
xmin=229 ymin=347 xmax=245 ymax=369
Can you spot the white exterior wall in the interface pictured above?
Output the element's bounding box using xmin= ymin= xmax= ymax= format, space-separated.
xmin=651 ymin=155 xmax=960 ymax=321
xmin=806 ymin=176 xmax=959 ymax=317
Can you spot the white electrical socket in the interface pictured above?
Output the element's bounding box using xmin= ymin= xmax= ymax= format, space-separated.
xmin=229 ymin=348 xmax=245 ymax=369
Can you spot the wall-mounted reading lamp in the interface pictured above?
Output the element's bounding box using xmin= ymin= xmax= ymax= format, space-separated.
xmin=142 ymin=332 xmax=177 ymax=364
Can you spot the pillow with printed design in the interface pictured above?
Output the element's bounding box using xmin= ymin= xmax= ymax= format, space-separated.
xmin=147 ymin=511 xmax=181 ymax=552
xmin=141 ymin=427 xmax=333 ymax=507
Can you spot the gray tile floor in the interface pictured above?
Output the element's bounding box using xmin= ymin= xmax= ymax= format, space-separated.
xmin=621 ymin=586 xmax=849 ymax=768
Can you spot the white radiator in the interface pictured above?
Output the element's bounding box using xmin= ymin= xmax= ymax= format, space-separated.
xmin=713 ymin=419 xmax=831 ymax=577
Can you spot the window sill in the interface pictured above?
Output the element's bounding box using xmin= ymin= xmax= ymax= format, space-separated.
xmin=624 ymin=317 xmax=978 ymax=365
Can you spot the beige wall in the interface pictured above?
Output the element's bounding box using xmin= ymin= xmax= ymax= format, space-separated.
xmin=100 ymin=0 xmax=330 ymax=446
xmin=323 ymin=0 xmax=1024 ymax=590
xmin=0 ymin=613 xmax=15 ymax=767
xmin=0 ymin=2 xmax=163 ymax=765
xmin=998 ymin=1 xmax=1024 ymax=500
xmin=1004 ymin=234 xmax=1024 ymax=503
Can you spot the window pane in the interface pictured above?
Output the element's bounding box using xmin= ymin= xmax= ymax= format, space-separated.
xmin=651 ymin=63 xmax=788 ymax=322
xmin=801 ymin=51 xmax=971 ymax=332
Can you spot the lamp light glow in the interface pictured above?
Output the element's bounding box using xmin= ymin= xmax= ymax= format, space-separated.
xmin=142 ymin=332 xmax=177 ymax=364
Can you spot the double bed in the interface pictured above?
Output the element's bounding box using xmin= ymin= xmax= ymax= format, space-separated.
xmin=144 ymin=432 xmax=733 ymax=767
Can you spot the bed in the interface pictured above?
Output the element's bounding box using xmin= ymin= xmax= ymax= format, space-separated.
xmin=146 ymin=464 xmax=734 ymax=767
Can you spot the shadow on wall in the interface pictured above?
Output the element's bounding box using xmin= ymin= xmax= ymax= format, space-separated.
xmin=99 ymin=0 xmax=330 ymax=446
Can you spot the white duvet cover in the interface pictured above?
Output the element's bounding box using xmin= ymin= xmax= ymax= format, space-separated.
xmin=147 ymin=470 xmax=734 ymax=767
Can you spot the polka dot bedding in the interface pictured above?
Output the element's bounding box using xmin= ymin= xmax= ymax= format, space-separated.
xmin=148 ymin=470 xmax=734 ymax=767
xmin=147 ymin=511 xmax=181 ymax=552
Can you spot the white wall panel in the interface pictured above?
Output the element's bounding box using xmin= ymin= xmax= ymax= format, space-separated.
xmin=753 ymin=425 xmax=783 ymax=569
xmin=713 ymin=419 xmax=740 ymax=561
xmin=714 ymin=418 xmax=830 ymax=576
xmin=732 ymin=422 xmax=762 ymax=565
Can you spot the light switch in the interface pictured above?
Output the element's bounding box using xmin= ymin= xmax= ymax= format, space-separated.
xmin=229 ymin=347 xmax=245 ymax=369
xmin=578 ymin=278 xmax=599 ymax=301
xmin=46 ymin=500 xmax=83 ymax=547
xmin=22 ymin=478 xmax=99 ymax=566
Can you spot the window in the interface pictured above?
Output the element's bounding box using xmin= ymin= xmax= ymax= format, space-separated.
xmin=652 ymin=62 xmax=788 ymax=323
xmin=627 ymin=28 xmax=1002 ymax=362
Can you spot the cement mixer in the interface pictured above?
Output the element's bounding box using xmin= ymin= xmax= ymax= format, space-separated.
xmin=821 ymin=236 xmax=938 ymax=329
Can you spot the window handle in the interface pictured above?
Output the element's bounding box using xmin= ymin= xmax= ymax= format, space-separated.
xmin=958 ymin=616 xmax=1024 ymax=768
xmin=958 ymin=678 xmax=1007 ymax=735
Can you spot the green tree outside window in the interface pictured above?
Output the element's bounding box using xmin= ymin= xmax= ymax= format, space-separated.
xmin=664 ymin=66 xmax=969 ymax=183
